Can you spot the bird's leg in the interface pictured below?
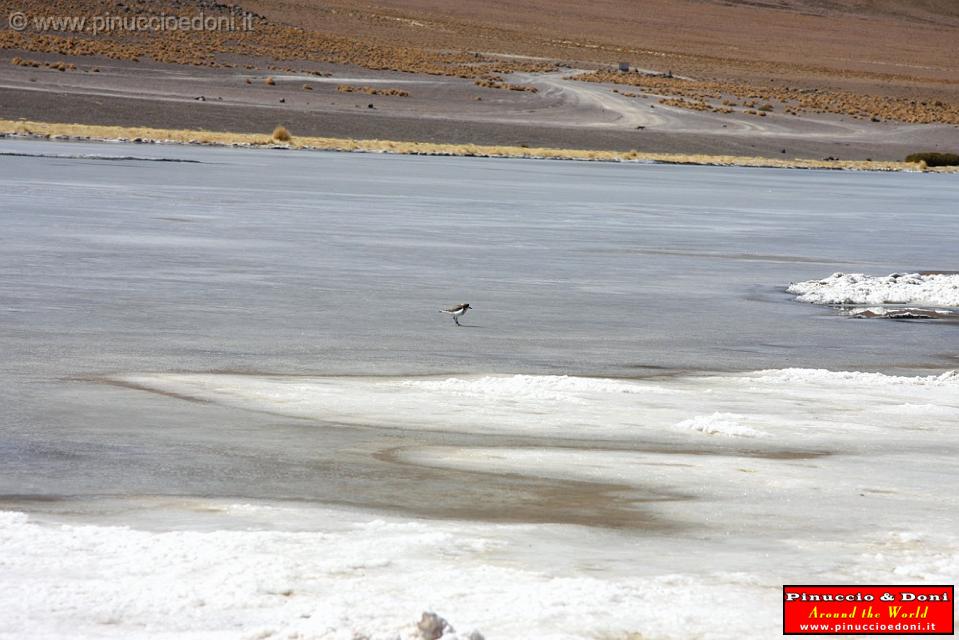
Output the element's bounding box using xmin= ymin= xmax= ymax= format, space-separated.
xmin=454 ymin=316 xmax=460 ymax=326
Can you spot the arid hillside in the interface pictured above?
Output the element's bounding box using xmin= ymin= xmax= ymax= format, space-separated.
xmin=240 ymin=0 xmax=959 ymax=86
xmin=1 ymin=0 xmax=957 ymax=159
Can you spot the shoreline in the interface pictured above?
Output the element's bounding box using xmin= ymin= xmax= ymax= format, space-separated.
xmin=2 ymin=118 xmax=955 ymax=173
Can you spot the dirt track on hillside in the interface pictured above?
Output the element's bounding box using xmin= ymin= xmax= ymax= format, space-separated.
xmin=2 ymin=53 xmax=957 ymax=161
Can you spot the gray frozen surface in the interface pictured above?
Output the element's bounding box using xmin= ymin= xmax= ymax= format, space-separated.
xmin=1 ymin=138 xmax=958 ymax=506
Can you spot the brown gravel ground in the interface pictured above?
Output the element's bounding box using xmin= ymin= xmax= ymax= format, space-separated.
xmin=1 ymin=0 xmax=957 ymax=160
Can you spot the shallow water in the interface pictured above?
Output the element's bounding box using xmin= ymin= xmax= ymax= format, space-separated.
xmin=2 ymin=139 xmax=959 ymax=639
xmin=2 ymin=138 xmax=958 ymax=505
xmin=3 ymin=140 xmax=958 ymax=378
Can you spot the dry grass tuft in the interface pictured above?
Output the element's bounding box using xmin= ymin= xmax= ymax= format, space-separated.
xmin=659 ymin=97 xmax=711 ymax=112
xmin=271 ymin=125 xmax=291 ymax=142
xmin=10 ymin=57 xmax=77 ymax=71
xmin=904 ymin=152 xmax=959 ymax=166
xmin=337 ymin=84 xmax=409 ymax=97
xmin=474 ymin=77 xmax=539 ymax=92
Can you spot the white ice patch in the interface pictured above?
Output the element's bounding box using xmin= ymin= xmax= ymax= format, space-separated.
xmin=3 ymin=501 xmax=958 ymax=640
xmin=117 ymin=368 xmax=959 ymax=448
xmin=842 ymin=306 xmax=955 ymax=319
xmin=877 ymin=403 xmax=959 ymax=417
xmin=398 ymin=374 xmax=670 ymax=403
xmin=11 ymin=367 xmax=959 ymax=639
xmin=673 ymin=412 xmax=770 ymax=438
xmin=743 ymin=368 xmax=959 ymax=387
xmin=787 ymin=272 xmax=959 ymax=307
xmin=119 ymin=373 xmax=689 ymax=439
xmin=0 ymin=504 xmax=785 ymax=640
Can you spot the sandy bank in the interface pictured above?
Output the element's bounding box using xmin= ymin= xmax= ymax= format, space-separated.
xmin=2 ymin=118 xmax=956 ymax=172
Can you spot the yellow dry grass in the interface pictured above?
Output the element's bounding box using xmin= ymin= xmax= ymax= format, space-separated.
xmin=336 ymin=85 xmax=410 ymax=97
xmin=2 ymin=118 xmax=955 ymax=173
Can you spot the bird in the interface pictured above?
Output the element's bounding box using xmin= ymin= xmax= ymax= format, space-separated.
xmin=440 ymin=303 xmax=471 ymax=326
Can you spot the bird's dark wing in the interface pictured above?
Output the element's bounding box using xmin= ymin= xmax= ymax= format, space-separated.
xmin=445 ymin=304 xmax=468 ymax=313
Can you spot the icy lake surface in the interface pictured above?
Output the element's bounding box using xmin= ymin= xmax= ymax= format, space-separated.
xmin=1 ymin=139 xmax=958 ymax=639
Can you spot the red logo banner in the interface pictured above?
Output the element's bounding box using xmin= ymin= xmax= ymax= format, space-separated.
xmin=783 ymin=585 xmax=954 ymax=635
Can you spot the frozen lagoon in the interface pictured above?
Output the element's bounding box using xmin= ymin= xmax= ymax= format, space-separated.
xmin=1 ymin=140 xmax=958 ymax=639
